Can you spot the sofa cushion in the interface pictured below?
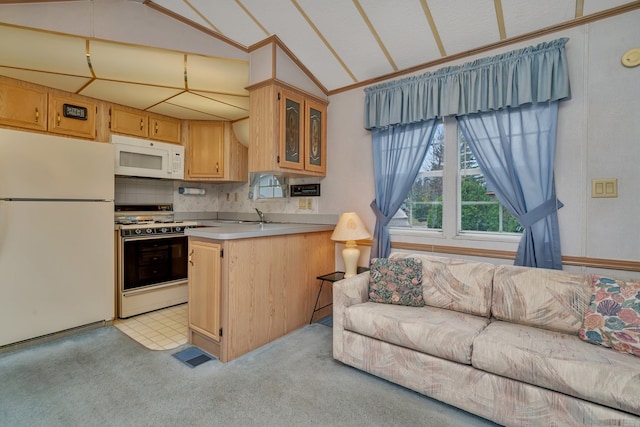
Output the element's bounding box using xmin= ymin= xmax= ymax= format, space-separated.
xmin=390 ymin=253 xmax=494 ymax=317
xmin=579 ymin=275 xmax=640 ymax=357
xmin=368 ymin=257 xmax=424 ymax=306
xmin=343 ymin=301 xmax=490 ymax=364
xmin=472 ymin=321 xmax=640 ymax=416
xmin=491 ymin=264 xmax=591 ymax=334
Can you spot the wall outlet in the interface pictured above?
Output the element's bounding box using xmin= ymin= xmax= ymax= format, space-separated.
xmin=226 ymin=193 xmax=230 ymax=201
xmin=306 ymin=198 xmax=313 ymax=210
xmin=298 ymin=198 xmax=307 ymax=210
xmin=234 ymin=192 xmax=238 ymax=201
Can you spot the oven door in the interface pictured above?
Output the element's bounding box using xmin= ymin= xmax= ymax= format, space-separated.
xmin=120 ymin=234 xmax=188 ymax=294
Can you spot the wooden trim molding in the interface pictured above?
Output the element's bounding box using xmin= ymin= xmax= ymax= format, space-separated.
xmin=248 ymin=35 xmax=329 ymax=95
xmin=246 ymin=78 xmax=328 ymax=106
xmin=390 ymin=242 xmax=640 ymax=272
xmin=146 ymin=1 xmax=248 ymax=52
xmin=328 ymin=1 xmax=640 ymax=96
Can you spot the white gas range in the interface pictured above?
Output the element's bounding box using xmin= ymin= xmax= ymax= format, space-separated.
xmin=115 ymin=204 xmax=197 ymax=318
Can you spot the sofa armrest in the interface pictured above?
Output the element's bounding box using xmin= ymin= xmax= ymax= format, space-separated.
xmin=333 ymin=271 xmax=370 ymax=360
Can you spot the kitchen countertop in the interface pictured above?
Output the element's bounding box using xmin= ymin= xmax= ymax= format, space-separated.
xmin=185 ymin=221 xmax=335 ymax=240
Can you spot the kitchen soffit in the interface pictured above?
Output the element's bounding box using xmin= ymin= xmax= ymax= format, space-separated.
xmin=0 ymin=24 xmax=249 ymax=122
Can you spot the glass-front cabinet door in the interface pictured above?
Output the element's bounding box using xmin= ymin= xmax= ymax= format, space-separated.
xmin=304 ymin=99 xmax=326 ymax=174
xmin=279 ymin=90 xmax=304 ymax=170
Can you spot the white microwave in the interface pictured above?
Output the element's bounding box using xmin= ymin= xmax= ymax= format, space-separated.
xmin=112 ymin=135 xmax=184 ymax=180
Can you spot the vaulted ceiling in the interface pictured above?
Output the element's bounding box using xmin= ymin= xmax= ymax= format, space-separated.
xmin=0 ymin=0 xmax=637 ymax=122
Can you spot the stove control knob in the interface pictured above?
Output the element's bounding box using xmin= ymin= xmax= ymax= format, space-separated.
xmin=175 ymin=226 xmax=182 ymax=232
xmin=161 ymin=227 xmax=168 ymax=233
xmin=135 ymin=229 xmax=142 ymax=235
xmin=146 ymin=228 xmax=153 ymax=234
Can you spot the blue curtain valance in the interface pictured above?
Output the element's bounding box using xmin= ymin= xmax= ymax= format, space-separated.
xmin=364 ymin=38 xmax=571 ymax=130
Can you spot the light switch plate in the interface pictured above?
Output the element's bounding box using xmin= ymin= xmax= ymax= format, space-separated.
xmin=592 ymin=178 xmax=618 ymax=198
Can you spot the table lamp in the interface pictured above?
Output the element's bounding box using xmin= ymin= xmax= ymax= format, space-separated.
xmin=331 ymin=212 xmax=372 ymax=278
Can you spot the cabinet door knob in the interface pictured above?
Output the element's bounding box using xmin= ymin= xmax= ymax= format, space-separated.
xmin=154 ymin=122 xmax=159 ymax=134
xmin=140 ymin=118 xmax=144 ymax=130
xmin=35 ymin=107 xmax=39 ymax=123
xmin=188 ymin=249 xmax=194 ymax=266
xmin=57 ymin=113 xmax=61 ymax=125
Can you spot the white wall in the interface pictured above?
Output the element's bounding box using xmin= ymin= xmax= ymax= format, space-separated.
xmin=322 ymin=10 xmax=640 ymax=274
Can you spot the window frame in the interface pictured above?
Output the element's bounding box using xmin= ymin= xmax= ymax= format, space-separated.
xmin=389 ymin=116 xmax=522 ymax=245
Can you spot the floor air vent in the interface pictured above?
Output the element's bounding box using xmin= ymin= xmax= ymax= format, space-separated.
xmin=172 ymin=347 xmax=215 ymax=368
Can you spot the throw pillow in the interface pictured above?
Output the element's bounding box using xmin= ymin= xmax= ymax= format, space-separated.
xmin=368 ymin=257 xmax=424 ymax=307
xmin=578 ymin=275 xmax=640 ymax=357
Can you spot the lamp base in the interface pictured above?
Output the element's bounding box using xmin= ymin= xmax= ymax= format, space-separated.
xmin=342 ymin=240 xmax=360 ymax=278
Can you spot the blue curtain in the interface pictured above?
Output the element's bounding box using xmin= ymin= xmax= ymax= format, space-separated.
xmin=364 ymin=38 xmax=570 ymax=130
xmin=457 ymin=102 xmax=563 ymax=269
xmin=370 ymin=120 xmax=439 ymax=258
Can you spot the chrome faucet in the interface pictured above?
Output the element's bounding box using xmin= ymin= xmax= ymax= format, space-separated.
xmin=255 ymin=208 xmax=265 ymax=223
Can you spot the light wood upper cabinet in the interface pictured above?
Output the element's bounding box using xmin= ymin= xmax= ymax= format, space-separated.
xmin=110 ymin=106 xmax=181 ymax=144
xmin=110 ymin=106 xmax=148 ymax=138
xmin=0 ymin=80 xmax=47 ymax=132
xmin=48 ymin=93 xmax=96 ymax=139
xmin=188 ymin=239 xmax=222 ymax=342
xmin=185 ymin=121 xmax=248 ymax=182
xmin=150 ymin=114 xmax=181 ymax=144
xmin=249 ymin=82 xmax=327 ymax=177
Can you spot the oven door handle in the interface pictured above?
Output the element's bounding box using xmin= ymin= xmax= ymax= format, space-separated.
xmin=122 ymin=279 xmax=187 ymax=297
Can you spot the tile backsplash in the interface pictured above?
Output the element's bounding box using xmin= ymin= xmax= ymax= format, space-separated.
xmin=115 ymin=177 xmax=324 ymax=217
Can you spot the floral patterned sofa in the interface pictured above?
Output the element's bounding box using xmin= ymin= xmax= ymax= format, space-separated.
xmin=332 ymin=253 xmax=640 ymax=426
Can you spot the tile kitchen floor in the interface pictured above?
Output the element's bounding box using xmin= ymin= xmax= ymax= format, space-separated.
xmin=113 ymin=304 xmax=188 ymax=350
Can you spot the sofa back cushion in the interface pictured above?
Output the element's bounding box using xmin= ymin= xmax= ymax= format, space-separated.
xmin=492 ymin=264 xmax=591 ymax=334
xmin=390 ymin=253 xmax=495 ymax=317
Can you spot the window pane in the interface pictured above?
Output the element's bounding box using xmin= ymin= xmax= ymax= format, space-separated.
xmin=400 ymin=176 xmax=443 ymax=228
xmin=395 ymin=120 xmax=444 ymax=230
xmin=459 ymin=129 xmax=522 ymax=234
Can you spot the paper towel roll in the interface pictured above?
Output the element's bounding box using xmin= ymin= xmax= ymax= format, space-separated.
xmin=179 ymin=187 xmax=205 ymax=195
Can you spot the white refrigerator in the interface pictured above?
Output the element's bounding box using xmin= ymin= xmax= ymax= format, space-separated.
xmin=0 ymin=128 xmax=114 ymax=347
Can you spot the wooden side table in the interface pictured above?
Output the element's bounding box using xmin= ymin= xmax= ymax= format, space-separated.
xmin=310 ymin=267 xmax=369 ymax=324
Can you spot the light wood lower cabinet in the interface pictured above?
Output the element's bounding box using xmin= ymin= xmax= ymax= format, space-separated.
xmin=188 ymin=239 xmax=222 ymax=343
xmin=188 ymin=231 xmax=334 ymax=362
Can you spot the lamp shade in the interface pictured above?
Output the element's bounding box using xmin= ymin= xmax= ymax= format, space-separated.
xmin=331 ymin=212 xmax=372 ymax=242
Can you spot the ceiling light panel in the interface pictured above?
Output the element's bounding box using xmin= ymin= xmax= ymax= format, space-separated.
xmin=168 ymin=92 xmax=248 ymax=120
xmin=147 ymin=102 xmax=223 ymax=120
xmin=89 ymin=40 xmax=185 ymax=88
xmin=192 ymin=91 xmax=250 ymax=111
xmin=79 ymin=80 xmax=183 ymax=110
xmin=297 ymin=0 xmax=393 ymax=82
xmin=241 ymin=0 xmax=356 ymax=91
xmin=0 ymin=26 xmax=91 ymax=77
xmin=429 ymin=0 xmax=500 ymax=56
xmin=185 ymin=0 xmax=268 ymax=47
xmin=0 ymin=67 xmax=91 ymax=94
xmin=502 ymin=0 xmax=575 ymax=37
xmin=187 ymin=55 xmax=249 ymax=95
xmin=359 ymin=0 xmax=442 ymax=71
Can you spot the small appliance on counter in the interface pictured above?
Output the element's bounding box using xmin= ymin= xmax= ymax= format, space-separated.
xmin=115 ymin=204 xmax=197 ymax=318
